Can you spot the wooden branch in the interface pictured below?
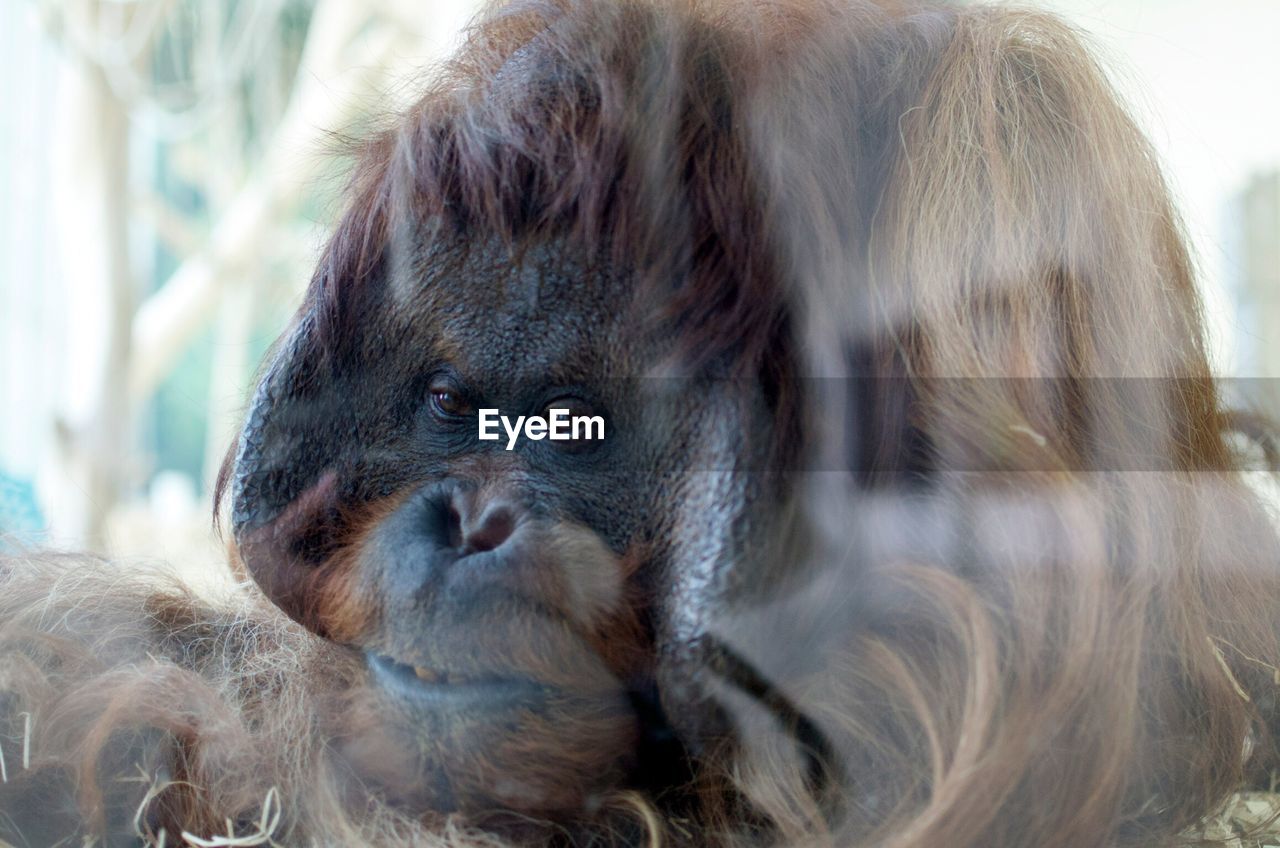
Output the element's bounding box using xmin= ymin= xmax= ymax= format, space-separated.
xmin=127 ymin=2 xmax=408 ymax=402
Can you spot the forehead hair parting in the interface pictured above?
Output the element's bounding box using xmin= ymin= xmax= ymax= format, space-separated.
xmin=308 ymin=0 xmax=954 ymax=371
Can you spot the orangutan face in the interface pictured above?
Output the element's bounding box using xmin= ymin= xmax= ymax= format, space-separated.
xmin=228 ymin=233 xmax=782 ymax=813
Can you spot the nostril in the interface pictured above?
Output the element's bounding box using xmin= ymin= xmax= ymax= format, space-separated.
xmin=462 ymin=504 xmax=517 ymax=553
xmin=445 ymin=501 xmax=464 ymax=550
xmin=421 ymin=485 xmax=522 ymax=554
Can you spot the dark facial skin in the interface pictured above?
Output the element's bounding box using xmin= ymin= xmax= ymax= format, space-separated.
xmin=228 ymin=233 xmax=786 ymax=816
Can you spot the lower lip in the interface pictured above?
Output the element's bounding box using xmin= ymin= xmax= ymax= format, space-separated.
xmin=366 ymin=652 xmax=548 ymax=710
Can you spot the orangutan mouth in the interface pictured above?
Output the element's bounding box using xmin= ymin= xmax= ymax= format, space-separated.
xmin=366 ymin=651 xmax=549 ymax=709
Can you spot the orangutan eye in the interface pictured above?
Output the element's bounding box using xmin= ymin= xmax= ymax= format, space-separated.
xmin=542 ymin=395 xmax=605 ymax=450
xmin=543 ymin=396 xmax=592 ymax=420
xmin=429 ymin=378 xmax=473 ymax=418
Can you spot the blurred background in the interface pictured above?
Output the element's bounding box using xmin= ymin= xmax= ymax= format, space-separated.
xmin=1 ymin=0 xmax=1278 ymax=587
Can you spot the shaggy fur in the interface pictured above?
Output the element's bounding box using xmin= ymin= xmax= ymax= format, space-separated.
xmin=4 ymin=0 xmax=1280 ymax=845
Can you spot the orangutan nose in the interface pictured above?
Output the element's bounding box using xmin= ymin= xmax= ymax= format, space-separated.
xmin=458 ymin=499 xmax=518 ymax=554
xmin=427 ymin=482 xmax=526 ymax=557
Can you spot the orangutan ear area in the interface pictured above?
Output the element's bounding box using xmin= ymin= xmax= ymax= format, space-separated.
xmin=1 ymin=1 xmax=1279 ymax=847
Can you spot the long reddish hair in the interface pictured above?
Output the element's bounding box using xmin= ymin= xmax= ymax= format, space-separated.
xmin=5 ymin=1 xmax=1280 ymax=846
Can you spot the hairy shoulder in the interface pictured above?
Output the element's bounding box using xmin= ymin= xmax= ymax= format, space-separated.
xmin=0 ymin=554 xmax=375 ymax=846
